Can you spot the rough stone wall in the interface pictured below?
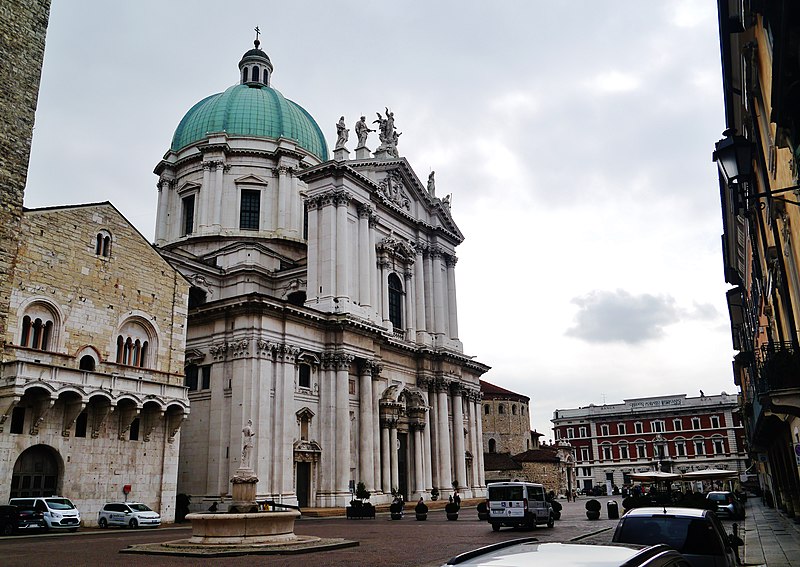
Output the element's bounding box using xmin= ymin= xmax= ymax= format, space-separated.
xmin=482 ymin=398 xmax=531 ymax=454
xmin=0 ymin=0 xmax=50 ymax=356
xmin=519 ymin=461 xmax=563 ymax=494
xmin=7 ymin=205 xmax=188 ymax=379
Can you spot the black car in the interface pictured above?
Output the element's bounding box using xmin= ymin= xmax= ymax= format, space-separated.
xmin=0 ymin=504 xmax=47 ymax=535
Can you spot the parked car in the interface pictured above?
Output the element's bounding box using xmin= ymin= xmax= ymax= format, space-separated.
xmin=706 ymin=491 xmax=745 ymax=520
xmin=0 ymin=504 xmax=47 ymax=535
xmin=443 ymin=538 xmax=691 ymax=566
xmin=97 ymin=502 xmax=161 ymax=528
xmin=612 ymin=507 xmax=741 ymax=567
xmin=8 ymin=497 xmax=80 ymax=531
xmin=485 ymin=481 xmax=554 ymax=531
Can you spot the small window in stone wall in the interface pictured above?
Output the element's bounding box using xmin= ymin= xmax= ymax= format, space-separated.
xmin=185 ymin=365 xmax=198 ymax=391
xmin=498 ymin=404 xmax=505 ymax=415
xmin=298 ymin=364 xmax=311 ymax=389
xmin=349 ymin=379 xmax=356 ymax=395
xmin=201 ymin=366 xmax=211 ymax=389
xmin=10 ymin=406 xmax=26 ymax=434
xmin=79 ymin=355 xmax=95 ymax=371
xmin=488 ymin=438 xmax=496 ymax=453
xmin=129 ymin=417 xmax=140 ymax=441
xmin=484 ymin=404 xmax=490 ymax=415
xmin=75 ymin=412 xmax=88 ymax=438
xmin=511 ymin=405 xmax=517 ymax=415
xmin=95 ymin=231 xmax=112 ymax=257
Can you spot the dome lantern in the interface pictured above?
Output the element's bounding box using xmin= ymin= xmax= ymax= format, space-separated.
xmin=239 ymin=27 xmax=273 ymax=87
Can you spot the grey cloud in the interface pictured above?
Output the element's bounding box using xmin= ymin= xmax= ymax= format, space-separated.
xmin=566 ymin=289 xmax=680 ymax=344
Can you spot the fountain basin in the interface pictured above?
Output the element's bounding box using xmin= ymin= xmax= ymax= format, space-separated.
xmin=185 ymin=510 xmax=309 ymax=545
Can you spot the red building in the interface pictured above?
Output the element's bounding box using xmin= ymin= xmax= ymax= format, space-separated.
xmin=552 ymin=393 xmax=748 ymax=492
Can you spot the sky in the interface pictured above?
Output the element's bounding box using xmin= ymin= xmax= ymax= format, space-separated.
xmin=24 ymin=0 xmax=735 ymax=441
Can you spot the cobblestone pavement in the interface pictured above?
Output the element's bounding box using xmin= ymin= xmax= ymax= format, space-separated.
xmin=3 ymin=497 xmax=786 ymax=566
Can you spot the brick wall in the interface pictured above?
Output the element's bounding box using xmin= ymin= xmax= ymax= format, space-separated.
xmin=0 ymin=0 xmax=51 ymax=353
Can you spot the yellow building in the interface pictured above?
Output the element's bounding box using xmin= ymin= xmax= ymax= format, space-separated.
xmin=715 ymin=0 xmax=800 ymax=516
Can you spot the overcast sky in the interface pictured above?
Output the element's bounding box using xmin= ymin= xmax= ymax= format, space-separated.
xmin=24 ymin=0 xmax=734 ymax=441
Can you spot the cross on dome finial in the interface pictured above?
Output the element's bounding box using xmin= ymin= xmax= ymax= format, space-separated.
xmin=254 ymin=26 xmax=260 ymax=49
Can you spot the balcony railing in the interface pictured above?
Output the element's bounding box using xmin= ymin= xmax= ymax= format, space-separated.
xmin=756 ymin=342 xmax=800 ymax=394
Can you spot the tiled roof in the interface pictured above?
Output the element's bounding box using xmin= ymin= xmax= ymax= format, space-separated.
xmin=480 ymin=379 xmax=529 ymax=402
xmin=512 ymin=447 xmax=559 ymax=463
xmin=483 ymin=452 xmax=523 ymax=471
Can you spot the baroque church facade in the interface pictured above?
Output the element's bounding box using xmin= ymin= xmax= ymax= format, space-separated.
xmin=157 ymin=40 xmax=489 ymax=507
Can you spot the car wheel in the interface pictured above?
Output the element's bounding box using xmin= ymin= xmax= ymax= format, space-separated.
xmin=98 ymin=518 xmax=108 ymax=528
xmin=129 ymin=518 xmax=138 ymax=529
xmin=491 ymin=522 xmax=500 ymax=532
xmin=2 ymin=523 xmax=14 ymax=536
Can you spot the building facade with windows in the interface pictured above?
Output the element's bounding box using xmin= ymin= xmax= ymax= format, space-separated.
xmin=158 ymin=40 xmax=489 ymax=508
xmin=552 ymin=393 xmax=748 ymax=492
xmin=481 ymin=379 xmax=533 ymax=455
xmin=0 ymin=203 xmax=190 ymax=522
xmin=714 ymin=0 xmax=800 ymax=517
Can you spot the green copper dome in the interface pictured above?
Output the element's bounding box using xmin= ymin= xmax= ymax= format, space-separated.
xmin=170 ymin=83 xmax=329 ymax=161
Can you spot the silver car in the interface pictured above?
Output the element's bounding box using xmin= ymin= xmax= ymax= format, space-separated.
xmin=444 ymin=539 xmax=691 ymax=566
xmin=706 ymin=492 xmax=744 ymax=520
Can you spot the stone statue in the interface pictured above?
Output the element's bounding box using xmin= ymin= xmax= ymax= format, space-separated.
xmin=241 ymin=419 xmax=255 ymax=468
xmin=335 ymin=116 xmax=349 ymax=150
xmin=373 ymin=107 xmax=399 ymax=154
xmin=355 ymin=115 xmax=374 ymax=148
xmin=427 ymin=171 xmax=436 ymax=196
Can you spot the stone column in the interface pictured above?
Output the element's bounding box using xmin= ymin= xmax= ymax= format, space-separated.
xmin=255 ymin=341 xmax=275 ymax=496
xmin=305 ymin=198 xmax=319 ymax=304
xmin=467 ymin=394 xmax=480 ymax=493
xmin=404 ymin=270 xmax=415 ymax=337
xmin=389 ymin=424 xmax=399 ymax=492
xmin=424 ymin=250 xmax=435 ymax=332
xmin=446 ymin=255 xmax=459 ymax=340
xmin=379 ymin=260 xmax=390 ymax=324
xmin=334 ymin=353 xmax=353 ymax=501
xmin=358 ymin=361 xmax=375 ymax=491
xmin=414 ymin=242 xmax=427 ymax=341
xmin=335 ymin=193 xmax=350 ymax=302
xmin=380 ymin=421 xmax=391 ymax=494
xmin=357 ymin=204 xmax=372 ymax=307
xmin=427 ymin=381 xmax=440 ymax=488
xmin=369 ymin=214 xmax=379 ymax=318
xmin=320 ymin=196 xmax=336 ymax=301
xmin=436 ymin=380 xmax=452 ymax=493
xmin=371 ymin=365 xmax=384 ymax=492
xmin=200 ymin=161 xmax=214 ymax=232
xmin=279 ymin=345 xmax=298 ymax=500
xmin=432 ymin=247 xmax=446 ymax=338
xmin=413 ymin=425 xmax=425 ymax=496
xmin=451 ymin=384 xmax=468 ymax=491
xmin=423 ymin=394 xmax=433 ymax=491
xmin=155 ymin=178 xmax=171 ymax=245
xmin=213 ymin=161 xmax=224 ymax=231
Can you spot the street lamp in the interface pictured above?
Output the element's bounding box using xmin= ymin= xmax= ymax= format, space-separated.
xmin=713 ymin=128 xmax=800 ymax=210
xmin=713 ymin=128 xmax=753 ymax=185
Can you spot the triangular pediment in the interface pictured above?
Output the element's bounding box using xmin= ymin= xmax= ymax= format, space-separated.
xmin=177 ymin=181 xmax=201 ymax=195
xmin=234 ymin=174 xmax=269 ymax=186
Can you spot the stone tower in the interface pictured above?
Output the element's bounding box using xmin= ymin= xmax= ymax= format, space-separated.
xmin=0 ymin=0 xmax=51 ymax=353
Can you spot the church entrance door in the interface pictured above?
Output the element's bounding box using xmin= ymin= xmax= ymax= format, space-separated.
xmin=296 ymin=462 xmax=311 ymax=507
xmin=11 ymin=445 xmax=59 ymax=498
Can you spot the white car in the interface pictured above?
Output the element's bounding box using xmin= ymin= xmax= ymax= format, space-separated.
xmin=8 ymin=497 xmax=81 ymax=531
xmin=97 ymin=502 xmax=161 ymax=528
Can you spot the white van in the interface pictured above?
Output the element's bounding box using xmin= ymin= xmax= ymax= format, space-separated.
xmin=8 ymin=496 xmax=81 ymax=531
xmin=486 ymin=482 xmax=554 ymax=531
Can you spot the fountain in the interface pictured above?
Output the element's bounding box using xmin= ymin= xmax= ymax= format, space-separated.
xmin=123 ymin=420 xmax=357 ymax=557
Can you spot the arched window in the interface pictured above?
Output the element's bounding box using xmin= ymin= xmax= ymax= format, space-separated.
xmin=488 ymin=438 xmax=496 ymax=453
xmin=252 ymin=66 xmax=260 ymax=82
xmin=115 ymin=319 xmax=153 ymax=368
xmin=19 ymin=302 xmax=58 ymax=351
xmin=511 ymin=404 xmax=517 ymax=415
xmin=484 ymin=404 xmax=490 ymax=415
xmin=242 ymin=66 xmax=249 ymax=82
xmin=95 ymin=231 xmax=111 ymax=257
xmin=79 ymin=355 xmax=95 ymax=371
xmin=498 ymin=404 xmax=505 ymax=415
xmin=388 ymin=273 xmax=403 ymax=329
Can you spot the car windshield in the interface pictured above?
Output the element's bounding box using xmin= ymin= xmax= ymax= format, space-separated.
xmin=616 ymin=517 xmax=724 ymax=556
xmin=708 ymin=494 xmax=727 ymax=502
xmin=128 ymin=504 xmax=152 ymax=512
xmin=488 ymin=486 xmax=524 ymax=501
xmin=45 ymin=498 xmax=75 ymax=510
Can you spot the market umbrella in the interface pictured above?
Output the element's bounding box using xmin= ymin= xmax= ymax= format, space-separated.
xmin=628 ymin=471 xmax=682 ymax=482
xmin=680 ymin=468 xmax=738 ymax=481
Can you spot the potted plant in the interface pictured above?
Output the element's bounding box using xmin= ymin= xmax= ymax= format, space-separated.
xmin=476 ymin=501 xmax=489 ymax=521
xmin=415 ymin=498 xmax=428 ymax=521
xmin=586 ymin=498 xmax=601 ymax=520
xmin=389 ymin=488 xmax=404 ymax=520
xmin=347 ymin=481 xmax=375 ymax=519
xmin=445 ymin=496 xmax=460 ymax=521
xmin=430 ymin=487 xmax=440 ymax=501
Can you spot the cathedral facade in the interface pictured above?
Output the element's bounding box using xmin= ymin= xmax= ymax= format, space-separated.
xmin=157 ymin=41 xmax=489 ymax=507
